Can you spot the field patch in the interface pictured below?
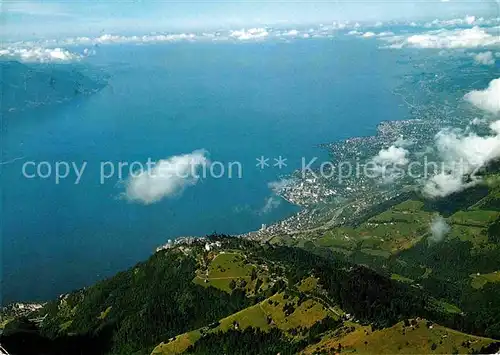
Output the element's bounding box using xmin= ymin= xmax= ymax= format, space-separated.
xmin=470 ymin=271 xmax=500 ymax=289
xmin=151 ymin=330 xmax=201 ymax=355
xmin=193 ymin=252 xmax=257 ymax=293
xmin=449 ymin=210 xmax=500 ymax=228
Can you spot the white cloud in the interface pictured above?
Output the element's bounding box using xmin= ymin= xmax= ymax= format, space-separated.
xmin=370 ymin=145 xmax=409 ymax=182
xmin=422 ymin=15 xmax=486 ymax=28
xmin=124 ymin=150 xmax=209 ymax=204
xmin=377 ymin=31 xmax=395 ymax=37
xmin=435 ymin=127 xmax=500 ymax=169
xmin=348 ymin=31 xmax=394 ymax=39
xmin=423 ymin=172 xmax=478 ymax=198
xmin=258 ymin=179 xmax=294 ymax=215
xmin=423 ymin=119 xmax=500 ymax=198
xmin=465 ymin=15 xmax=477 ymax=25
xmin=473 ymin=51 xmax=496 ymax=65
xmin=429 ymin=215 xmax=450 ymax=244
xmin=91 ymin=33 xmax=197 ymax=44
xmin=260 ymin=196 xmax=282 ymax=214
xmin=464 ymin=78 xmax=500 ymax=114
xmin=268 ymin=178 xmax=295 ymax=193
xmin=283 ymin=29 xmax=299 ymax=37
xmin=2 ymin=33 xmax=199 ymax=54
xmin=384 ymin=26 xmax=500 ymax=49
xmin=394 ymin=136 xmax=415 ymax=148
xmin=1 ymin=21 xmax=401 ymax=50
xmin=0 ymin=47 xmax=82 ymax=63
xmin=372 ymin=146 xmax=410 ymax=166
xmin=230 ymin=28 xmax=269 ymax=40
xmin=471 ymin=117 xmax=487 ymax=125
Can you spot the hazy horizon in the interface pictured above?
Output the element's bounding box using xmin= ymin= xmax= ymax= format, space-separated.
xmin=2 ymin=0 xmax=499 ymax=39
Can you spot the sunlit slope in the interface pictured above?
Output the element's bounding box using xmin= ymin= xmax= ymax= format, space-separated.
xmin=302 ymin=319 xmax=497 ymax=355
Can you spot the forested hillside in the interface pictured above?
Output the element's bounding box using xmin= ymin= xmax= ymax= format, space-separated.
xmin=2 ymin=234 xmax=499 ymax=355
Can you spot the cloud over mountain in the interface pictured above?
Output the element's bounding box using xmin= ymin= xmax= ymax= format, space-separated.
xmin=372 ymin=145 xmax=410 ymax=167
xmin=465 ymin=78 xmax=500 ymax=114
xmin=370 ymin=144 xmax=410 ymax=182
xmin=423 ymin=89 xmax=500 ymax=198
xmin=0 ymin=46 xmax=82 ymax=63
xmin=429 ymin=215 xmax=450 ymax=244
xmin=384 ymin=26 xmax=500 ymax=49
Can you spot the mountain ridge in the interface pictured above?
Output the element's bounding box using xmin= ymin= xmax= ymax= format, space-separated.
xmin=3 ymin=171 xmax=500 ymax=354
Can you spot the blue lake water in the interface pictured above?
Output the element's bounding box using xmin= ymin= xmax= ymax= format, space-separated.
xmin=2 ymin=38 xmax=409 ymax=303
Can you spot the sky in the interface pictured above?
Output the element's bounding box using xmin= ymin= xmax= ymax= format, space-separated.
xmin=1 ymin=0 xmax=499 ymax=39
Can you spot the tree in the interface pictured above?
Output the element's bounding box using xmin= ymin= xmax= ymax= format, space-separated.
xmin=229 ymin=280 xmax=237 ymax=290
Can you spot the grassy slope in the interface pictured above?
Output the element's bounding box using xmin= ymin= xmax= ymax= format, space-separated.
xmin=317 ymin=199 xmax=433 ymax=258
xmin=302 ymin=319 xmax=496 ymax=355
xmin=310 ymin=184 xmax=500 ymax=285
xmin=470 ymin=271 xmax=500 ymax=289
xmin=192 ymin=252 xmax=259 ymax=293
xmin=312 ymin=178 xmax=500 ymax=258
xmin=151 ymin=237 xmax=491 ymax=355
xmin=151 ymin=292 xmax=335 ymax=355
xmin=6 ymin=187 xmax=500 ymax=355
